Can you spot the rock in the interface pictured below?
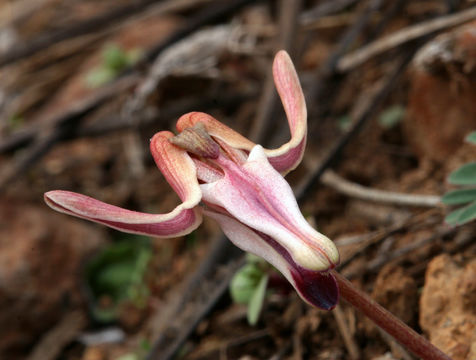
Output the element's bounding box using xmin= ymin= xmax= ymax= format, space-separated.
xmin=0 ymin=200 xmax=104 ymax=359
xmin=420 ymin=254 xmax=476 ymax=360
xmin=404 ymin=20 xmax=476 ymax=162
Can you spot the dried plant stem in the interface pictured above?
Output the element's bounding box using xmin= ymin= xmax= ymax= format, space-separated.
xmin=332 ymin=270 xmax=451 ymax=360
xmin=321 ymin=170 xmax=441 ymax=208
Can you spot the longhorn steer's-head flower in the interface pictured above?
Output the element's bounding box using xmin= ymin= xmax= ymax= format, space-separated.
xmin=44 ymin=51 xmax=340 ymax=310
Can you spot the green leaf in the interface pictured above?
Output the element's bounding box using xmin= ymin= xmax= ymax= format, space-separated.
xmin=448 ymin=162 xmax=476 ymax=185
xmin=103 ymin=43 xmax=129 ymax=71
xmin=445 ymin=207 xmax=466 ymax=225
xmin=247 ymin=274 xmax=268 ymax=326
xmin=85 ymin=67 xmax=116 ymax=88
xmin=338 ymin=115 xmax=352 ymax=131
xmin=441 ymin=188 xmax=476 ymax=205
xmin=455 ymin=200 xmax=476 ymax=225
xmin=96 ymin=261 xmax=135 ymax=295
xmin=245 ymin=253 xmax=266 ymax=265
xmin=8 ymin=113 xmax=24 ymax=130
xmin=116 ymin=354 xmax=139 ymax=360
xmin=378 ymin=105 xmax=405 ymax=129
xmin=85 ymin=238 xmax=152 ymax=322
xmin=445 ymin=201 xmax=476 ymax=225
xmin=230 ymin=263 xmax=263 ymax=304
xmin=465 ymin=131 xmax=476 ymax=144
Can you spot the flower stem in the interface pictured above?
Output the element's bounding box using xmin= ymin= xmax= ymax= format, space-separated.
xmin=332 ymin=270 xmax=451 ymax=360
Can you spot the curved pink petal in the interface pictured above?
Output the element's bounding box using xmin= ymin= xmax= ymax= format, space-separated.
xmin=44 ymin=131 xmax=203 ymax=238
xmin=265 ymin=50 xmax=307 ymax=174
xmin=44 ymin=191 xmax=202 ymax=237
xmin=204 ymin=209 xmax=338 ymax=310
xmin=176 ymin=51 xmax=307 ymax=175
xmin=150 ymin=131 xmax=202 ymax=204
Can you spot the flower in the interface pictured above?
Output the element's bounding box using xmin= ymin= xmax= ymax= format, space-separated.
xmin=44 ymin=51 xmax=340 ymax=310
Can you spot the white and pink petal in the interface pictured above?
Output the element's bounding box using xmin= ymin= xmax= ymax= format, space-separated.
xmin=204 ymin=209 xmax=338 ymax=310
xmin=200 ymin=145 xmax=339 ymax=272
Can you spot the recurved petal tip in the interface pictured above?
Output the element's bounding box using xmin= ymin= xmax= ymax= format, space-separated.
xmin=265 ymin=50 xmax=307 ymax=174
xmin=150 ymin=131 xmax=202 ymax=205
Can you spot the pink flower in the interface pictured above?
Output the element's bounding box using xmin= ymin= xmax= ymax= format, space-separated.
xmin=44 ymin=51 xmax=340 ymax=309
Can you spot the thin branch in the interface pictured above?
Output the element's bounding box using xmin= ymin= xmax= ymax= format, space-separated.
xmin=338 ymin=209 xmax=442 ymax=272
xmin=321 ymin=0 xmax=386 ymax=76
xmin=321 ymin=169 xmax=441 ymax=207
xmin=365 ymin=227 xmax=456 ymax=274
xmin=27 ymin=311 xmax=86 ymax=360
xmin=300 ymin=0 xmax=359 ymax=26
xmin=0 ymin=75 xmax=139 ymax=190
xmin=145 ymin=255 xmax=245 ymax=360
xmin=0 ymin=0 xmax=161 ymax=67
xmin=249 ymin=0 xmax=302 ymax=144
xmin=337 ymin=6 xmax=476 ymax=72
xmin=333 ymin=305 xmax=360 ymax=360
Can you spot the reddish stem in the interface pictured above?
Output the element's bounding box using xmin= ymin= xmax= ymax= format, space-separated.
xmin=332 ymin=270 xmax=451 ymax=360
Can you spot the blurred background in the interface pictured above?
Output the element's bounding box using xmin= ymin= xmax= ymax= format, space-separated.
xmin=1 ymin=0 xmax=476 ymax=359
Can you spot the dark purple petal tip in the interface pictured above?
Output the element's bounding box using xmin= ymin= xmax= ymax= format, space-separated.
xmin=291 ymin=269 xmax=339 ymax=310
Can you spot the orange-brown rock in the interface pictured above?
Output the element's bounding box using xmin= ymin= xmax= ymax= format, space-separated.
xmin=404 ymin=21 xmax=476 ymax=162
xmin=420 ymin=254 xmax=476 ymax=360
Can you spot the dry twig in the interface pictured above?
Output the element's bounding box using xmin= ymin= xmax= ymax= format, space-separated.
xmin=321 ymin=169 xmax=441 ymax=208
xmin=249 ymin=0 xmax=302 ymax=144
xmin=377 ymin=327 xmax=415 ymax=360
xmin=27 ymin=311 xmax=87 ymax=360
xmin=333 ymin=305 xmax=360 ymax=360
xmin=337 ymin=6 xmax=476 ymax=72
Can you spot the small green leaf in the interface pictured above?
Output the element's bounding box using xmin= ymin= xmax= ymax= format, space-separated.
xmin=103 ymin=43 xmax=129 ymax=71
xmin=448 ymin=162 xmax=476 ymax=185
xmin=338 ymin=115 xmax=351 ymax=131
xmin=96 ymin=261 xmax=135 ymax=294
xmin=247 ymin=274 xmax=268 ymax=326
xmin=85 ymin=238 xmax=151 ymax=322
xmin=8 ymin=113 xmax=24 ymax=130
xmin=454 ymin=200 xmax=476 ymax=225
xmin=378 ymin=105 xmax=405 ymax=129
xmin=230 ymin=263 xmax=263 ymax=304
xmin=116 ymin=354 xmax=139 ymax=360
xmin=85 ymin=67 xmax=116 ymax=88
xmin=139 ymin=338 xmax=152 ymax=351
xmin=445 ymin=207 xmax=466 ymax=225
xmin=465 ymin=131 xmax=476 ymax=144
xmin=441 ymin=188 xmax=476 ymax=205
xmin=245 ymin=253 xmax=266 ymax=265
